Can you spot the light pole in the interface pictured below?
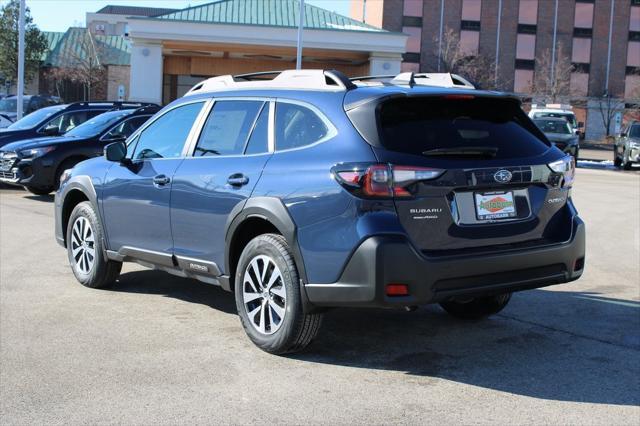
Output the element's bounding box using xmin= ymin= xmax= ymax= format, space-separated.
xmin=17 ymin=0 xmax=25 ymax=120
xmin=296 ymin=0 xmax=305 ymax=70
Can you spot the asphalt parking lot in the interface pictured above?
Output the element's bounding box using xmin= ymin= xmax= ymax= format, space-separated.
xmin=1 ymin=167 xmax=639 ymax=424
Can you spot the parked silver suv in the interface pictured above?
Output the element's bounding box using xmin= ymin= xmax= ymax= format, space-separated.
xmin=614 ymin=121 xmax=640 ymax=170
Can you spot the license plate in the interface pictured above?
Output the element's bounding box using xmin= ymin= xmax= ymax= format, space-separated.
xmin=474 ymin=191 xmax=517 ymax=221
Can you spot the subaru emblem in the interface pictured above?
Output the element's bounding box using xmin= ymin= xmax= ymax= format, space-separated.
xmin=493 ymin=169 xmax=512 ymax=183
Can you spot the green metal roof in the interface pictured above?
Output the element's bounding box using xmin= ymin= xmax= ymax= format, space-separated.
xmin=42 ymin=31 xmax=65 ymax=61
xmin=43 ymin=28 xmax=131 ymax=67
xmin=147 ymin=0 xmax=386 ymax=32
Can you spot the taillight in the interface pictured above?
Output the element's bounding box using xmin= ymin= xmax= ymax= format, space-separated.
xmin=548 ymin=155 xmax=575 ymax=188
xmin=333 ymin=163 xmax=444 ymax=198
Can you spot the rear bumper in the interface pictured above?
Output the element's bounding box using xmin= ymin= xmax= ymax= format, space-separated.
xmin=305 ymin=216 xmax=585 ymax=308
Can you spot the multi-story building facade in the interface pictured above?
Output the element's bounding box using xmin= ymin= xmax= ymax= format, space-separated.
xmin=352 ymin=0 xmax=640 ymax=139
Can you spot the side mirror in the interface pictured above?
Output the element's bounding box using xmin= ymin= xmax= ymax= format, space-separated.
xmin=104 ymin=141 xmax=127 ymax=163
xmin=620 ymin=132 xmax=627 ymax=138
xmin=41 ymin=125 xmax=59 ymax=136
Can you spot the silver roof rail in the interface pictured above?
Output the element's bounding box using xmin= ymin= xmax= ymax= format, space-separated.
xmin=184 ymin=69 xmax=355 ymax=96
xmin=351 ymin=72 xmax=476 ymax=89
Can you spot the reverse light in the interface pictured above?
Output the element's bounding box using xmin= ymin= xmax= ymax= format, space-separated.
xmin=547 ymin=155 xmax=575 ymax=188
xmin=333 ymin=163 xmax=444 ymax=199
xmin=19 ymin=146 xmax=55 ymax=159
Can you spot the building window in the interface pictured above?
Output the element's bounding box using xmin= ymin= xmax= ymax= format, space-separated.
xmin=514 ymin=69 xmax=533 ymax=93
xmin=574 ymin=2 xmax=594 ymax=29
xmin=628 ymin=41 xmax=640 ymax=67
xmin=630 ymin=6 xmax=640 ymax=32
xmin=460 ymin=30 xmax=480 ymax=56
xmin=461 ymin=0 xmax=481 ymax=21
xmin=572 ymin=37 xmax=591 ymax=64
xmin=625 ymin=75 xmax=640 ymax=99
xmin=516 ymin=34 xmax=536 ymax=60
xmin=403 ymin=0 xmax=423 ymax=17
xmin=401 ymin=62 xmax=420 ymax=73
xmin=518 ymin=0 xmax=538 ymax=25
xmin=403 ymin=26 xmax=422 ymax=53
xmin=570 ymin=73 xmax=589 ymax=98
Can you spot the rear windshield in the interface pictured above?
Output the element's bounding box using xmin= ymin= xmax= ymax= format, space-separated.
xmin=534 ymin=119 xmax=571 ymax=135
xmin=532 ymin=112 xmax=577 ymax=128
xmin=378 ymin=97 xmax=550 ymax=159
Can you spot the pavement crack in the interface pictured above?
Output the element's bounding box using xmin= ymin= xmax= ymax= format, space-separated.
xmin=497 ymin=313 xmax=640 ymax=351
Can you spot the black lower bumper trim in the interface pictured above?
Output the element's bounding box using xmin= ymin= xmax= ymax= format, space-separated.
xmin=305 ymin=217 xmax=585 ymax=308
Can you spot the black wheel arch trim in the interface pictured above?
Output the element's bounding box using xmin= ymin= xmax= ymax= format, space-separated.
xmin=224 ymin=196 xmax=317 ymax=312
xmin=56 ymin=175 xmax=101 ymax=249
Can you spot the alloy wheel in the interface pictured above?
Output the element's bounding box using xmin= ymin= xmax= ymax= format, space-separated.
xmin=242 ymin=255 xmax=287 ymax=335
xmin=70 ymin=216 xmax=95 ymax=274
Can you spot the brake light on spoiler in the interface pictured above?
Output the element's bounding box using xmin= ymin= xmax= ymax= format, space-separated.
xmin=332 ymin=163 xmax=444 ymax=198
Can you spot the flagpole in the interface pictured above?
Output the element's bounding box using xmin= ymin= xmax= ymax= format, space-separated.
xmin=296 ymin=0 xmax=304 ymax=70
xmin=17 ymin=0 xmax=25 ymax=120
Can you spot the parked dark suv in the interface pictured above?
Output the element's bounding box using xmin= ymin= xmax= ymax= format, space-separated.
xmin=0 ymin=94 xmax=63 ymax=124
xmin=0 ymin=102 xmax=139 ymax=148
xmin=54 ymin=70 xmax=585 ymax=354
xmin=0 ymin=104 xmax=159 ymax=194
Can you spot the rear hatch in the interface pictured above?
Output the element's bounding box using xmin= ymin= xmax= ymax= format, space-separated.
xmin=345 ymin=94 xmax=574 ymax=255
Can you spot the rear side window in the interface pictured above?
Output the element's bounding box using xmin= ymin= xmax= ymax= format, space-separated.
xmin=275 ymin=102 xmax=329 ymax=151
xmin=195 ymin=100 xmax=263 ymax=156
xmin=378 ymin=97 xmax=550 ymax=159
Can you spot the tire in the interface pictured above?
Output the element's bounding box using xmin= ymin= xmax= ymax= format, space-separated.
xmin=234 ymin=233 xmax=323 ymax=354
xmin=614 ymin=151 xmax=622 ymax=167
xmin=623 ymin=150 xmax=633 ymax=170
xmin=440 ymin=293 xmax=512 ymax=320
xmin=26 ymin=186 xmax=54 ymax=195
xmin=66 ymin=201 xmax=121 ymax=289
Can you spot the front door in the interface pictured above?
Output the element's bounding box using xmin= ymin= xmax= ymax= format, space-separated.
xmin=101 ymin=101 xmax=206 ymax=263
xmin=170 ymin=99 xmax=273 ymax=275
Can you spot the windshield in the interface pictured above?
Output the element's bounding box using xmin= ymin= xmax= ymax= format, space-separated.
xmin=532 ymin=112 xmax=577 ymax=128
xmin=534 ymin=119 xmax=571 ymax=135
xmin=65 ymin=110 xmax=132 ymax=138
xmin=5 ymin=105 xmax=65 ymax=130
xmin=0 ymin=98 xmax=27 ymax=114
xmin=629 ymin=125 xmax=640 ymax=138
xmin=377 ymin=97 xmax=550 ymax=160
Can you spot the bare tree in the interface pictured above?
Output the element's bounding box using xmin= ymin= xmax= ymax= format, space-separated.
xmin=47 ymin=30 xmax=106 ymax=101
xmin=530 ymin=44 xmax=574 ymax=103
xmin=431 ymin=27 xmax=499 ymax=90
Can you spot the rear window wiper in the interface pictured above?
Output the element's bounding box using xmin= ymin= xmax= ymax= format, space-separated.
xmin=422 ymin=146 xmax=498 ymax=158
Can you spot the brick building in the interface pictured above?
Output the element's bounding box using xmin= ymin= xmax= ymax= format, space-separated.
xmin=352 ymin=0 xmax=640 ymax=139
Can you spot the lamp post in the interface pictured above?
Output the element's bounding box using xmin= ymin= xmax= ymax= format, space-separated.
xmin=296 ymin=0 xmax=305 ymax=70
xmin=17 ymin=0 xmax=25 ymax=120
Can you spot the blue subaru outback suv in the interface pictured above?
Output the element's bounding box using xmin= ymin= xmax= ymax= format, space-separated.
xmin=55 ymin=70 xmax=585 ymax=354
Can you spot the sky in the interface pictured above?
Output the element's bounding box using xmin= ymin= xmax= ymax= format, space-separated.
xmin=0 ymin=0 xmax=353 ymax=32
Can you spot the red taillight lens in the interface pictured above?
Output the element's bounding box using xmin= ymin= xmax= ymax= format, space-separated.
xmin=334 ymin=163 xmax=444 ymax=199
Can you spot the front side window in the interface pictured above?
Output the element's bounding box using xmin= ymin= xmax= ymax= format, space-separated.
xmin=132 ymin=102 xmax=204 ymax=160
xmin=194 ymin=100 xmax=264 ymax=157
xmin=275 ymin=103 xmax=329 ymax=151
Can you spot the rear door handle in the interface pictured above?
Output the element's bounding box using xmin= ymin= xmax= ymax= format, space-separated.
xmin=227 ymin=173 xmax=249 ymax=187
xmin=153 ymin=174 xmax=170 ymax=186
